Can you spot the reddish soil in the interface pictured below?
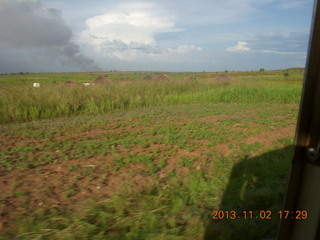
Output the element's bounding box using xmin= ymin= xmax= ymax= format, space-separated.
xmin=245 ymin=125 xmax=295 ymax=148
xmin=156 ymin=73 xmax=171 ymax=81
xmin=197 ymin=114 xmax=229 ymax=124
xmin=93 ymin=75 xmax=112 ymax=84
xmin=0 ymin=113 xmax=297 ymax=229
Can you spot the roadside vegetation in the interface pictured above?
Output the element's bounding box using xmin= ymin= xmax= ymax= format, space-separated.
xmin=0 ymin=69 xmax=302 ymax=239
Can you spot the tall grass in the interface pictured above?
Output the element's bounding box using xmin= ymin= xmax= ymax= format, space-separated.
xmin=0 ymin=73 xmax=302 ymax=123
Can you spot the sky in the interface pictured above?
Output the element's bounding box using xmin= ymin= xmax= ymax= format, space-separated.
xmin=0 ymin=0 xmax=314 ymax=73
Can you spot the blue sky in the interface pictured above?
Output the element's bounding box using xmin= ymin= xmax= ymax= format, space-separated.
xmin=0 ymin=0 xmax=314 ymax=73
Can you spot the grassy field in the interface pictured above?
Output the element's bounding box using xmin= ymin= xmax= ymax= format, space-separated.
xmin=0 ymin=69 xmax=303 ymax=239
xmin=0 ymin=70 xmax=302 ymax=124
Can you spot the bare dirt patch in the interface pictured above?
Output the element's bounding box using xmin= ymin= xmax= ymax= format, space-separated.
xmin=245 ymin=124 xmax=295 ymax=148
xmin=0 ymin=157 xmax=111 ymax=227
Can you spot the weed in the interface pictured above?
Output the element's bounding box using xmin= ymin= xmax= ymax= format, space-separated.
xmin=112 ymin=156 xmax=125 ymax=167
xmin=157 ymin=158 xmax=167 ymax=170
xmin=64 ymin=189 xmax=78 ymax=198
xmin=68 ymin=164 xmax=80 ymax=172
xmin=11 ymin=192 xmax=28 ymax=198
xmin=178 ymin=156 xmax=198 ymax=167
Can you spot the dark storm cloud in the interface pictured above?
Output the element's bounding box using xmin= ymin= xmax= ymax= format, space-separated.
xmin=60 ymin=42 xmax=97 ymax=70
xmin=0 ymin=0 xmax=71 ymax=47
xmin=0 ymin=0 xmax=100 ymax=73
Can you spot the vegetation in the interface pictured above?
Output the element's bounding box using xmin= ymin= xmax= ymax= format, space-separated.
xmin=0 ymin=70 xmax=303 ymax=123
xmin=0 ymin=69 xmax=303 ymax=239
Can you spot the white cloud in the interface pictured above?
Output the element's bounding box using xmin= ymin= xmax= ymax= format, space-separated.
xmin=80 ymin=2 xmax=203 ymax=61
xmin=81 ymin=2 xmax=177 ymax=48
xmin=226 ymin=41 xmax=250 ymax=52
xmin=168 ymin=45 xmax=202 ymax=54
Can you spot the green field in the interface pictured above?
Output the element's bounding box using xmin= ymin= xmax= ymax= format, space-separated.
xmin=0 ymin=70 xmax=303 ymax=239
xmin=0 ymin=70 xmax=302 ymax=124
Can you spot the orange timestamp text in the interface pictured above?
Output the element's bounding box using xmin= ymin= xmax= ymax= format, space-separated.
xmin=212 ymin=210 xmax=308 ymax=220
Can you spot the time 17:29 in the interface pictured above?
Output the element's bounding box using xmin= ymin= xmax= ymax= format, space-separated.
xmin=278 ymin=210 xmax=308 ymax=219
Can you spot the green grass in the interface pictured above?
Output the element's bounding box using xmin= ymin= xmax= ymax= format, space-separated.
xmin=0 ymin=70 xmax=302 ymax=239
xmin=0 ymin=70 xmax=302 ymax=123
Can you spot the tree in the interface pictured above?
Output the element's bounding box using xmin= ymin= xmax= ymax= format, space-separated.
xmin=259 ymin=68 xmax=265 ymax=73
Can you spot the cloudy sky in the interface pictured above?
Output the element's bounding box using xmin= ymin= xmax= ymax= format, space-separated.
xmin=0 ymin=0 xmax=314 ymax=73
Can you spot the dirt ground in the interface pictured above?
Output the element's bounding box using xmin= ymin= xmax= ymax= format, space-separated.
xmin=0 ymin=105 xmax=297 ymax=230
